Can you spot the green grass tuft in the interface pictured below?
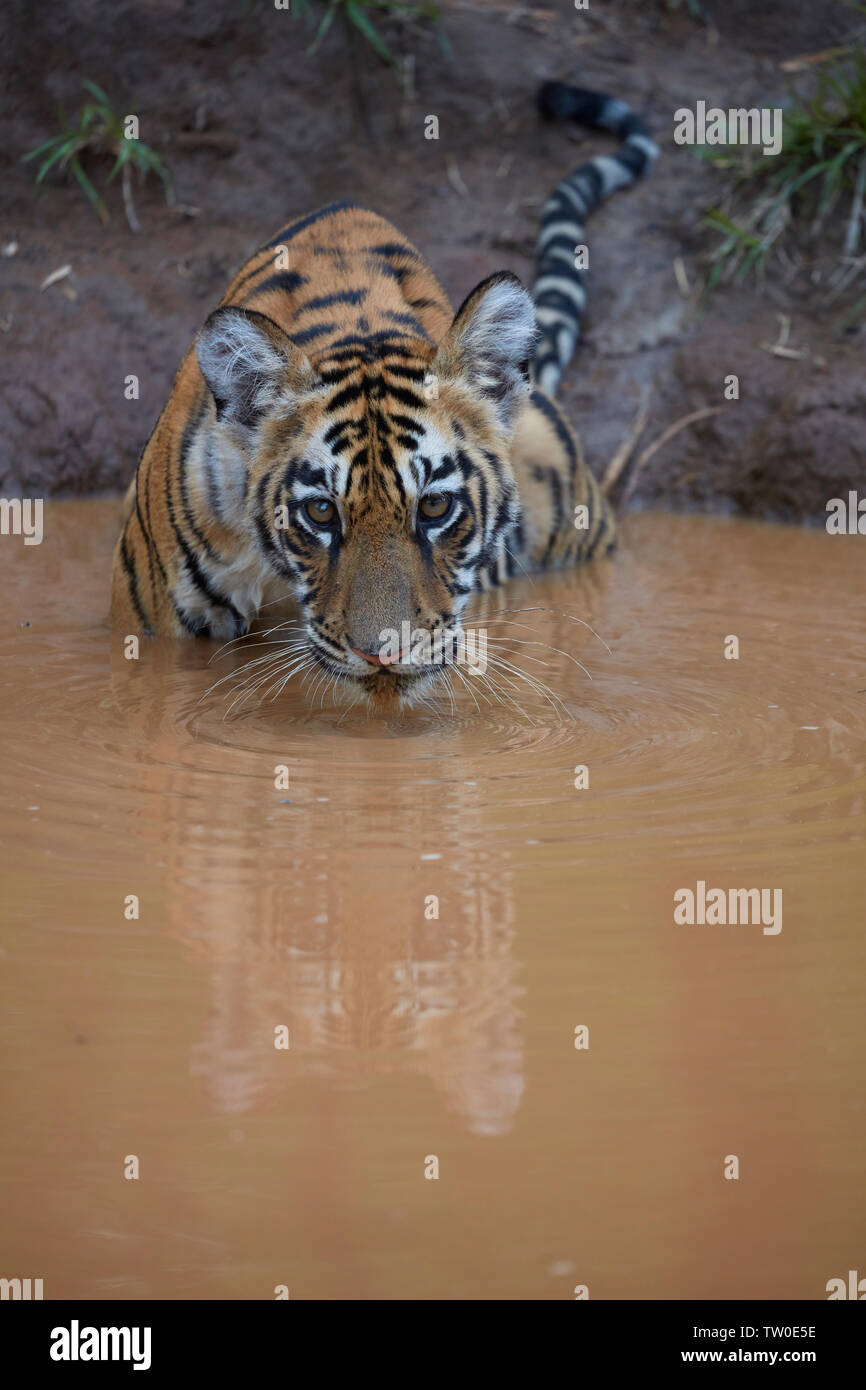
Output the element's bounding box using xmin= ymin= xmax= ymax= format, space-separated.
xmin=23 ymin=81 xmax=172 ymax=232
xmin=700 ymin=44 xmax=866 ymax=288
xmin=294 ymin=0 xmax=451 ymax=69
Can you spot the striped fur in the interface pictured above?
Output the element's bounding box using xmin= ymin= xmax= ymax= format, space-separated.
xmin=111 ymin=83 xmax=653 ymax=706
xmin=532 ymin=82 xmax=658 ymax=396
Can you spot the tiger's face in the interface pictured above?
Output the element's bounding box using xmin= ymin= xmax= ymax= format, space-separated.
xmin=197 ymin=273 xmax=537 ymax=706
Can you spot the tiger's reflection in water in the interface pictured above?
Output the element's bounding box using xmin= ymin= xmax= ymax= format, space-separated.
xmin=180 ymin=793 xmax=522 ymax=1136
xmin=185 ymin=847 xmax=522 ymax=1136
xmin=105 ymin=556 xmax=621 ymax=1140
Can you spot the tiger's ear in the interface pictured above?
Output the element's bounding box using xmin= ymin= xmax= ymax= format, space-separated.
xmin=197 ymin=306 xmax=316 ymax=427
xmin=431 ymin=272 xmax=538 ymax=429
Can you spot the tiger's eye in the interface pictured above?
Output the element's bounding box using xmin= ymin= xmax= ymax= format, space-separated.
xmin=305 ymin=498 xmax=336 ymax=525
xmin=419 ymin=493 xmax=451 ymax=521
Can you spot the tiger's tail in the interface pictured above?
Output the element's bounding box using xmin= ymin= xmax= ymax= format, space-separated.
xmin=531 ymin=81 xmax=658 ymax=398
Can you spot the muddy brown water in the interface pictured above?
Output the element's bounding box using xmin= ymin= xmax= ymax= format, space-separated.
xmin=1 ymin=499 xmax=864 ymax=1300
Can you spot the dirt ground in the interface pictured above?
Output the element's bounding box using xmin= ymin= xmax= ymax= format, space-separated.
xmin=1 ymin=0 xmax=863 ymax=519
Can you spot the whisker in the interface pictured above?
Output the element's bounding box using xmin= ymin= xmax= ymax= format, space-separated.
xmin=501 ymin=543 xmax=533 ymax=582
xmin=462 ymin=604 xmax=612 ymax=656
xmin=462 ymin=603 xmax=554 ymax=624
xmin=478 ymin=619 xmax=594 ymax=679
xmin=205 ymin=654 xmax=290 ymax=704
xmin=482 ymin=651 xmax=572 ymax=721
xmin=331 ymin=674 xmax=347 ymax=708
xmin=305 ymin=663 xmax=330 ymax=707
xmin=253 ymin=653 xmax=317 ymax=708
xmin=206 ymin=637 xmax=308 ymax=682
xmin=561 ymin=614 xmax=612 ymax=654
xmin=336 ymin=689 xmax=364 ymax=725
xmin=222 ymin=648 xmax=314 ymax=715
xmin=223 ymin=660 xmax=297 ymax=717
xmin=437 ymin=666 xmax=456 ymax=717
xmin=201 ymin=640 xmax=309 ymax=701
xmin=267 ymin=654 xmax=318 ymax=703
xmin=481 ymin=636 xmax=550 ymax=667
xmin=472 ymin=662 xmax=536 ymax=725
xmin=446 ymin=659 xmax=484 ymax=714
xmin=210 ymin=634 xmax=308 ymax=663
xmin=209 ymin=616 xmax=304 ymax=664
xmin=469 ymin=668 xmax=503 ymax=711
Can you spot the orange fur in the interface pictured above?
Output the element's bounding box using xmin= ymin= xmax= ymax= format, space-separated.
xmin=111 ymin=203 xmax=613 ymax=702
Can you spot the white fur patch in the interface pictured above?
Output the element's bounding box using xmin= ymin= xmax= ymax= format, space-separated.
xmin=532 ymin=275 xmax=586 ymax=311
xmin=538 ymin=217 xmax=582 ymax=251
xmin=592 ymin=154 xmax=634 ymax=196
xmin=186 ymin=426 xmax=248 ymax=529
xmin=626 ymin=133 xmax=659 ymax=163
xmin=197 ymin=311 xmax=284 ymax=424
xmin=463 ymin=278 xmax=537 ymax=370
xmin=456 ymin=277 xmax=537 ymax=427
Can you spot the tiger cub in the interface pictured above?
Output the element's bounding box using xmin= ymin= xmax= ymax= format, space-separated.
xmin=111 ymin=82 xmax=656 ymax=705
